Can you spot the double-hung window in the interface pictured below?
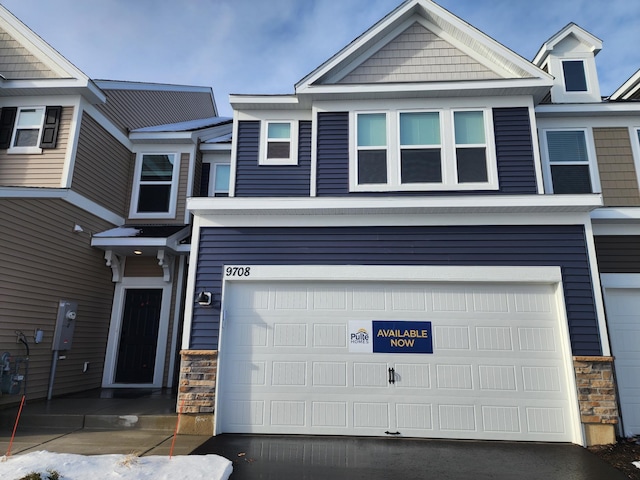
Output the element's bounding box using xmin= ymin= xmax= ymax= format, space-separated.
xmin=399 ymin=112 xmax=441 ymax=183
xmin=12 ymin=107 xmax=45 ymax=148
xmin=357 ymin=113 xmax=388 ymax=184
xmin=132 ymin=153 xmax=179 ymax=217
xmin=261 ymin=121 xmax=298 ymax=165
xmin=352 ymin=108 xmax=495 ymax=191
xmin=545 ymin=130 xmax=592 ymax=194
xmin=454 ymin=111 xmax=488 ymax=183
xmin=0 ymin=105 xmax=62 ymax=153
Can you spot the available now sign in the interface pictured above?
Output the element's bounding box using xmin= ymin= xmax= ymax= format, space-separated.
xmin=348 ymin=320 xmax=433 ymax=354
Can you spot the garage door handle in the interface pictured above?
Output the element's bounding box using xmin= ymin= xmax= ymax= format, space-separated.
xmin=388 ymin=367 xmax=395 ymax=384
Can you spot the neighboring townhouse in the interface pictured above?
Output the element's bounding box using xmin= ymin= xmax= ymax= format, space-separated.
xmin=0 ymin=5 xmax=231 ymax=410
xmin=183 ymin=0 xmax=616 ymax=446
xmin=534 ymin=27 xmax=640 ymax=439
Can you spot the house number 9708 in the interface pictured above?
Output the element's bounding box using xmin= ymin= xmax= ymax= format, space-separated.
xmin=225 ymin=266 xmax=251 ymax=277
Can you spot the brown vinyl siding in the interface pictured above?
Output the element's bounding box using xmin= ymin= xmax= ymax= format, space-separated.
xmin=176 ymin=152 xmax=190 ymax=222
xmin=94 ymin=89 xmax=216 ymax=134
xmin=0 ymin=106 xmax=72 ymax=187
xmin=593 ymin=127 xmax=640 ymax=207
xmin=595 ymin=235 xmax=640 ymax=273
xmin=72 ymin=113 xmax=133 ymax=217
xmin=0 ymin=26 xmax=62 ymax=79
xmin=123 ymin=256 xmax=163 ymax=277
xmin=0 ymin=198 xmax=115 ymax=405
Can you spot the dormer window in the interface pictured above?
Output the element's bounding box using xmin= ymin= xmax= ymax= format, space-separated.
xmin=562 ymin=60 xmax=588 ymax=92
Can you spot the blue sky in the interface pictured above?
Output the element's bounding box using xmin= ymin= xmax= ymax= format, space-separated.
xmin=1 ymin=0 xmax=638 ymax=116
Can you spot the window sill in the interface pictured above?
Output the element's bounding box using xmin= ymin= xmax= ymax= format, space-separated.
xmin=7 ymin=146 xmax=43 ymax=155
xmin=349 ymin=182 xmax=500 ymax=193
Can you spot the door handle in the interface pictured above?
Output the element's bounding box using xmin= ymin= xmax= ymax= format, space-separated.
xmin=388 ymin=367 xmax=395 ymax=384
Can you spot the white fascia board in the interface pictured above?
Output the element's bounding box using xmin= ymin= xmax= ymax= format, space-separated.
xmin=299 ymin=77 xmax=553 ymax=97
xmin=230 ymin=94 xmax=301 ymax=109
xmin=0 ymin=5 xmax=92 ymax=81
xmin=200 ymin=143 xmax=232 ymax=152
xmin=129 ymin=131 xmax=199 ymax=144
xmin=295 ymin=1 xmax=415 ymax=90
xmin=0 ymin=187 xmax=124 ymax=225
xmin=91 ymin=237 xmax=170 ymax=248
xmin=591 ymin=207 xmax=640 ymax=222
xmin=536 ymin=103 xmax=640 ymax=117
xmin=610 ymin=69 xmax=640 ymax=101
xmin=533 ymin=23 xmax=603 ymax=66
xmin=195 ymin=211 xmax=593 ymax=229
xmin=188 ymin=194 xmax=602 ymax=216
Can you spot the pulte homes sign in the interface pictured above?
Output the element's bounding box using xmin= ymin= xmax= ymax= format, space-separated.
xmin=349 ymin=320 xmax=433 ymax=354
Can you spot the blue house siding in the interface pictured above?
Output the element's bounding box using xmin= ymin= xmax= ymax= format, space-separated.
xmin=234 ymin=120 xmax=312 ymax=196
xmin=315 ymin=108 xmax=538 ymax=196
xmin=191 ymin=224 xmax=600 ymax=356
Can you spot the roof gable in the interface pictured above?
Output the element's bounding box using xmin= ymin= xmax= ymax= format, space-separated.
xmin=533 ymin=23 xmax=602 ymax=66
xmin=337 ymin=22 xmax=502 ymax=85
xmin=296 ymin=0 xmax=550 ymax=96
xmin=610 ymin=68 xmax=640 ymax=101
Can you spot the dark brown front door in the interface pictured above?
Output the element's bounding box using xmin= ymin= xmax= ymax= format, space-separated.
xmin=115 ymin=288 xmax=162 ymax=383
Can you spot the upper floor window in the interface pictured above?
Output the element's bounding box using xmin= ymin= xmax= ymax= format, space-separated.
xmin=562 ymin=60 xmax=588 ymax=92
xmin=260 ymin=121 xmax=298 ymax=165
xmin=0 ymin=105 xmax=62 ymax=153
xmin=352 ymin=108 xmax=496 ymax=192
xmin=545 ymin=130 xmax=592 ymax=194
xmin=131 ymin=153 xmax=179 ymax=218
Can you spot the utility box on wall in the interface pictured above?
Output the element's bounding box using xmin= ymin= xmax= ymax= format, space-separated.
xmin=52 ymin=300 xmax=78 ymax=351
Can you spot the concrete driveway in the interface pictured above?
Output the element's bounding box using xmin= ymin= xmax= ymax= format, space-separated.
xmin=191 ymin=434 xmax=627 ymax=480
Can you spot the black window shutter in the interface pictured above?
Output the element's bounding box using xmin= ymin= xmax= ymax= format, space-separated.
xmin=40 ymin=106 xmax=62 ymax=149
xmin=0 ymin=107 xmax=17 ymax=149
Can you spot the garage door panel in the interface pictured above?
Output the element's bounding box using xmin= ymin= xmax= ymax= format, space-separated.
xmin=603 ymin=288 xmax=640 ymax=436
xmin=218 ymin=280 xmax=574 ymax=442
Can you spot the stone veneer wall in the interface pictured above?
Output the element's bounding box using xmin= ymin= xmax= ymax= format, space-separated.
xmin=178 ymin=350 xmax=217 ymax=414
xmin=573 ymin=356 xmax=618 ymax=444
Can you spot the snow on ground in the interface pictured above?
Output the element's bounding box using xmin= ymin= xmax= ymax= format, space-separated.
xmin=0 ymin=451 xmax=233 ymax=480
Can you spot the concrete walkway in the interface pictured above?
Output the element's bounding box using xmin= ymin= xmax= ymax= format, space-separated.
xmin=192 ymin=434 xmax=629 ymax=480
xmin=0 ymin=389 xmax=210 ymax=457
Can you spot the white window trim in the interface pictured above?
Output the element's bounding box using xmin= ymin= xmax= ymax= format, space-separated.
xmin=632 ymin=127 xmax=640 ymax=192
xmin=8 ymin=106 xmax=45 ymax=154
xmin=540 ymin=127 xmax=600 ymax=194
xmin=350 ymin=107 xmax=498 ymax=192
xmin=129 ymin=152 xmax=180 ymax=219
xmin=260 ymin=120 xmax=298 ymax=166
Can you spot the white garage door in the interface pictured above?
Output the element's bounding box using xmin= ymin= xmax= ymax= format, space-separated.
xmin=217 ymin=279 xmax=576 ymax=442
xmin=604 ymin=288 xmax=640 ymax=436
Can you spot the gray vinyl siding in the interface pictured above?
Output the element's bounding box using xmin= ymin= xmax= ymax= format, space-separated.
xmin=315 ymin=107 xmax=538 ymax=196
xmin=0 ymin=106 xmax=73 ymax=188
xmin=234 ymin=121 xmax=312 ymax=197
xmin=94 ymin=88 xmax=216 ymax=134
xmin=0 ymin=198 xmax=115 ymax=405
xmin=124 ymin=256 xmax=164 ymax=277
xmin=72 ymin=113 xmax=133 ymax=217
xmin=594 ymin=235 xmax=640 ymax=273
xmin=192 ymin=225 xmax=599 ymax=356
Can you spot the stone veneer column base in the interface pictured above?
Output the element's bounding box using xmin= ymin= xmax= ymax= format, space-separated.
xmin=177 ymin=350 xmax=217 ymax=435
xmin=573 ymin=356 xmax=618 ymax=446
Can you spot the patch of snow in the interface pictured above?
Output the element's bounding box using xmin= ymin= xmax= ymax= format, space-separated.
xmin=0 ymin=451 xmax=233 ymax=480
xmin=118 ymin=415 xmax=139 ymax=427
xmin=93 ymin=227 xmax=141 ymax=238
xmin=633 ymin=460 xmax=640 ymax=469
